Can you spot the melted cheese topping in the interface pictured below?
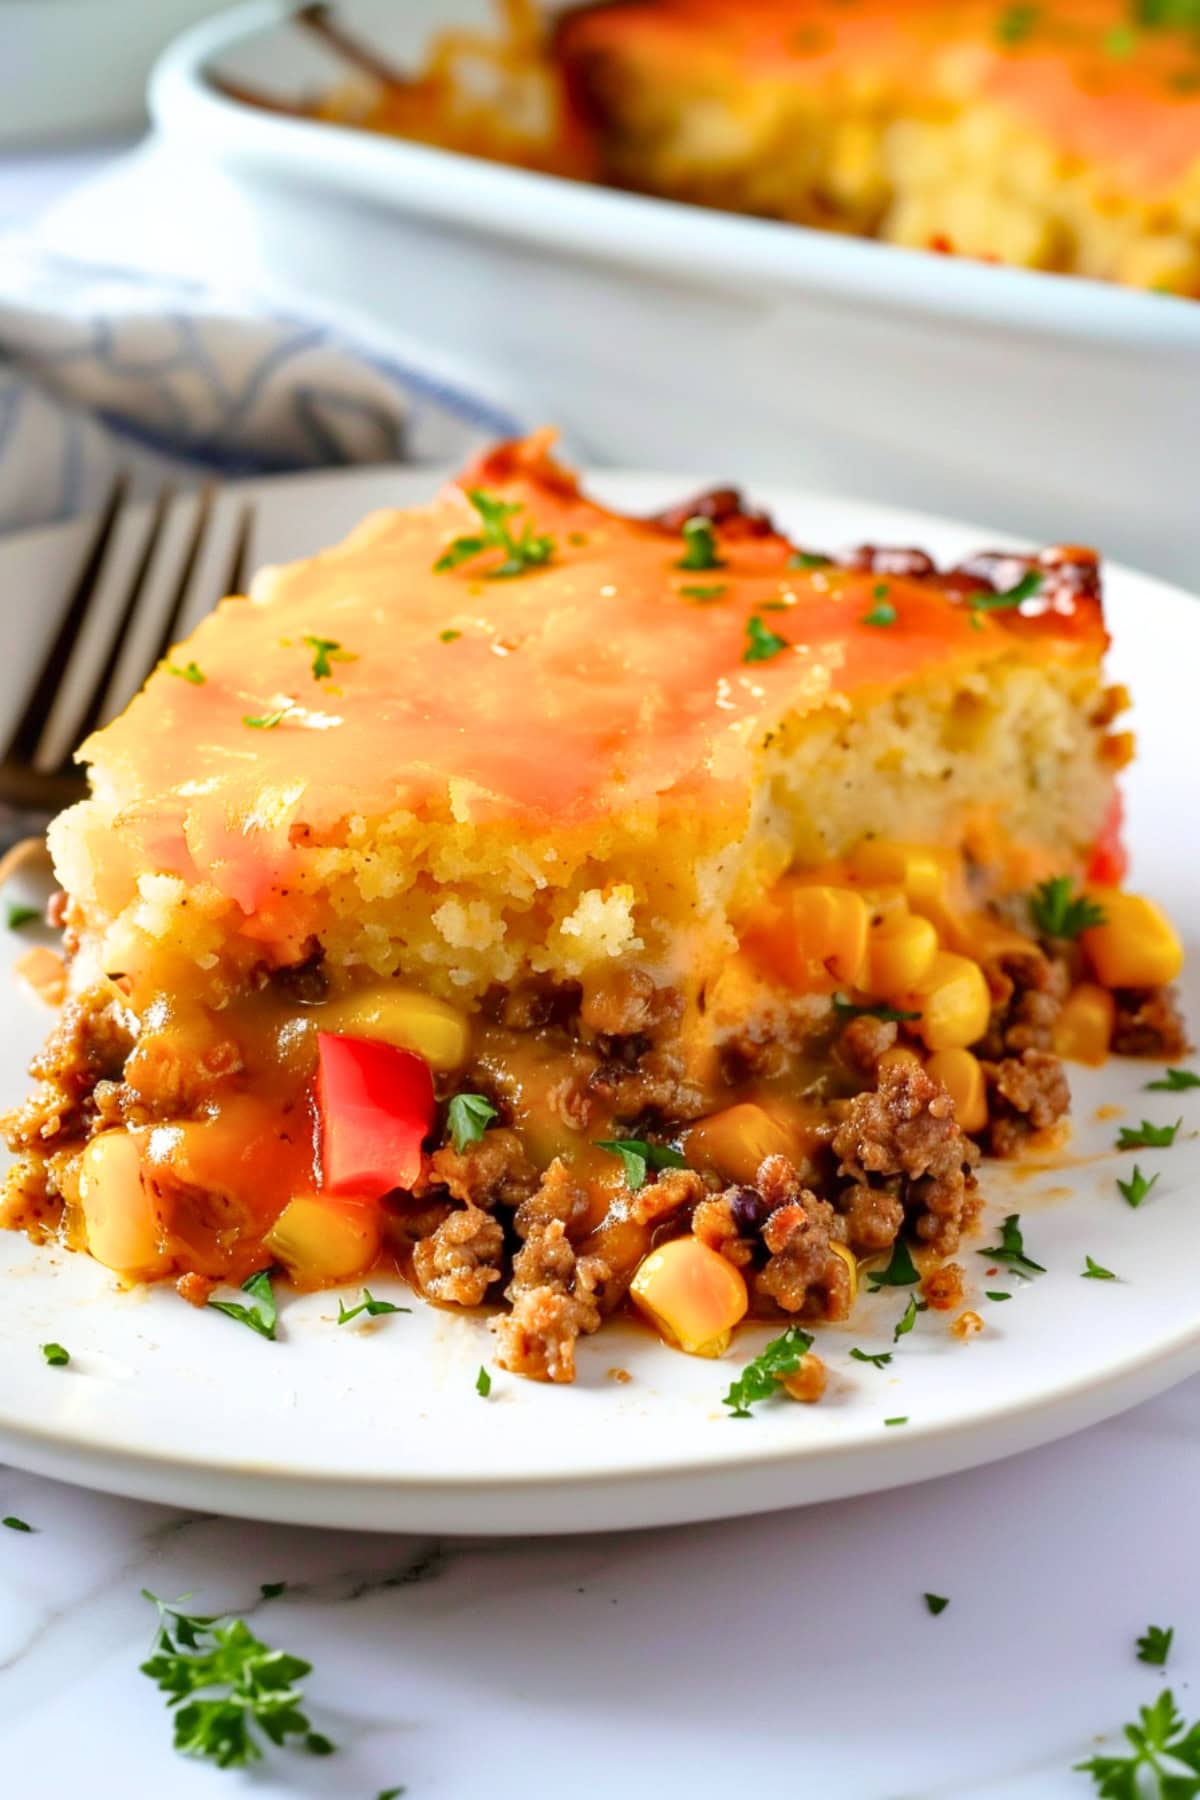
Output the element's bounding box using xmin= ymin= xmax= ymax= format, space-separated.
xmin=79 ymin=437 xmax=1102 ymax=915
xmin=562 ymin=0 xmax=1200 ymax=192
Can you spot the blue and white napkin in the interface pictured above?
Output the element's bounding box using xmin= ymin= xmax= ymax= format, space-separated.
xmin=0 ymin=147 xmax=524 ymax=536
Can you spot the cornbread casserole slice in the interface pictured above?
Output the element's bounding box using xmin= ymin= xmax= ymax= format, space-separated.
xmin=3 ymin=434 xmax=1186 ymax=1383
xmin=303 ymin=0 xmax=1200 ymax=296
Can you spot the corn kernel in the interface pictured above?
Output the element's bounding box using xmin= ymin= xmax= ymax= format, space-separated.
xmin=849 ymin=841 xmax=955 ymax=904
xmin=908 ymin=952 xmax=991 ymax=1051
xmin=317 ymin=985 xmax=470 ymax=1072
xmin=629 ymin=1237 xmax=749 ymax=1357
xmin=877 ymin=1045 xmax=923 ymax=1075
xmin=925 ymin=1047 xmax=988 ymax=1132
xmin=780 ymin=1352 xmax=827 ymax=1402
xmin=828 ymin=1239 xmax=858 ymax=1305
xmin=1053 ymin=982 xmax=1116 ymax=1065
xmin=265 ymin=1195 xmax=382 ymax=1285
xmin=1082 ymin=890 xmax=1184 ymax=990
xmin=867 ymin=910 xmax=939 ymax=995
xmin=79 ymin=1131 xmax=169 ymax=1276
xmin=746 ymin=881 xmax=869 ymax=993
xmin=683 ymin=1101 xmax=817 ymax=1186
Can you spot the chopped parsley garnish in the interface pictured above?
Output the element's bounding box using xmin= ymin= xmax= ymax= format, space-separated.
xmin=378 ymin=1790 xmax=407 ymax=1800
xmin=1136 ymin=0 xmax=1200 ymax=23
xmin=894 ymin=1293 xmax=927 ymax=1341
xmin=243 ymin=706 xmax=289 ymax=731
xmin=1118 ymin=1165 xmax=1160 ymax=1208
xmin=167 ymin=661 xmax=206 ymax=685
xmin=986 ymin=1290 xmax=1013 ymax=1302
xmin=680 ymin=583 xmax=728 ymax=601
xmin=723 ymin=1324 xmax=814 ymax=1417
xmin=1117 ymin=1119 xmax=1182 ymax=1151
xmin=41 ymin=1342 xmax=69 ymax=1367
xmin=849 ymin=1347 xmax=892 ymax=1370
xmin=861 ymin=599 xmax=897 ymax=627
xmin=867 ymin=1236 xmax=921 ymax=1290
xmin=977 ymin=1213 xmax=1045 ymax=1279
xmin=996 ymin=3 xmax=1040 ymax=44
xmin=1075 ymin=1689 xmax=1200 ymax=1796
xmin=434 ymin=487 xmax=555 ymax=580
xmin=1145 ymin=1067 xmax=1200 ymax=1092
xmin=5 ymin=901 xmax=39 ymax=930
xmin=884 ymin=1416 xmax=908 ymax=1427
xmin=972 ymin=568 xmax=1044 ymax=610
xmin=1104 ymin=21 xmax=1139 ymax=55
xmin=1138 ymin=1624 xmax=1175 ymax=1667
xmin=302 ymin=635 xmax=352 ymax=681
xmin=924 ymin=1593 xmax=950 ymax=1616
xmin=595 ymin=1138 xmax=688 ymax=1193
xmin=208 ymin=1270 xmax=278 ymax=1341
xmin=3 ymin=1516 xmax=32 ymax=1532
xmin=788 ymin=550 xmax=831 ymax=570
xmin=447 ymin=1092 xmax=499 ymax=1153
xmin=742 ymin=614 xmax=789 ymax=663
xmin=439 ymin=628 xmax=462 ymax=642
xmin=832 ymin=994 xmax=922 ymax=1024
xmin=676 ymin=516 xmax=724 ymax=571
xmin=140 ymin=1589 xmax=334 ymax=1769
xmin=336 ymin=1289 xmax=411 ymax=1325
xmin=1082 ymin=1255 xmax=1117 ymax=1281
xmin=475 ymin=1365 xmax=492 ymax=1399
xmin=259 ymin=1582 xmax=287 ymax=1600
xmin=1028 ymin=876 xmax=1106 ymax=940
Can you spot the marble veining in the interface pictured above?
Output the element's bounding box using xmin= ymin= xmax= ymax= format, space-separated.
xmin=3 ymin=1376 xmax=1199 ymax=1799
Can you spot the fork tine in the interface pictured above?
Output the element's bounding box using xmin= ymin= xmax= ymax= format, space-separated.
xmin=147 ymin=483 xmax=218 ymax=674
xmin=5 ymin=472 xmax=129 ymax=764
xmin=222 ymin=501 xmax=255 ymax=599
xmin=59 ymin=485 xmax=175 ymax=761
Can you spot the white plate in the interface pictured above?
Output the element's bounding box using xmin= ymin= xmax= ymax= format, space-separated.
xmin=0 ymin=463 xmax=1197 ymax=1535
xmin=146 ymin=1 xmax=1200 ymax=585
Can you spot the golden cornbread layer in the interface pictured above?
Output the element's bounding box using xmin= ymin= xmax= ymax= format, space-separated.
xmin=49 ymin=439 xmax=1116 ymax=1008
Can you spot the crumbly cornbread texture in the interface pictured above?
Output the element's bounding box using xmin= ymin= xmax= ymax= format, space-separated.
xmin=48 ymin=438 xmax=1115 ymax=1009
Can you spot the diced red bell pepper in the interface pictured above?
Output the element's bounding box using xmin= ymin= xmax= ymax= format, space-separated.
xmin=316 ymin=1031 xmax=435 ymax=1200
xmin=1087 ymin=789 xmax=1128 ymax=887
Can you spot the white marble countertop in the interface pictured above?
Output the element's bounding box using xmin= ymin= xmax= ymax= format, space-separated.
xmin=2 ymin=1376 xmax=1196 ymax=1800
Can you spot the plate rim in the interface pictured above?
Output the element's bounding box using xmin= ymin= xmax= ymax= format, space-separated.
xmin=1 ymin=457 xmax=1197 ymax=1533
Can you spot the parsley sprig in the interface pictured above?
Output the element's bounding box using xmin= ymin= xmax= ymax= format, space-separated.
xmin=1028 ymin=876 xmax=1106 ymax=940
xmin=1146 ymin=1068 xmax=1200 ymax=1092
xmin=977 ymin=1214 xmax=1045 ymax=1280
xmin=849 ymin=1347 xmax=892 ymax=1370
xmin=167 ymin=661 xmax=206 ymax=686
xmin=434 ymin=488 xmax=555 ymax=580
xmin=6 ymin=901 xmax=39 ymax=930
xmin=723 ymin=1324 xmax=814 ymax=1417
xmin=1118 ymin=1166 xmax=1161 ymax=1209
xmin=1138 ymin=1624 xmax=1175 ymax=1668
xmin=743 ymin=615 xmax=789 ymax=663
xmin=1076 ymin=1689 xmax=1200 ymax=1796
xmin=475 ymin=1365 xmax=492 ymax=1399
xmin=996 ymin=4 xmax=1040 ymax=44
xmin=1082 ymin=1255 xmax=1117 ymax=1281
xmin=41 ymin=1342 xmax=69 ymax=1367
xmin=677 ymin=516 xmax=724 ymax=571
xmin=866 ymin=1236 xmax=921 ymax=1291
xmin=833 ymin=994 xmax=922 ymax=1024
xmin=337 ymin=1289 xmax=411 ymax=1325
xmin=894 ymin=1292 xmax=927 ymax=1340
xmin=1117 ymin=1119 xmax=1182 ymax=1151
xmin=595 ymin=1138 xmax=688 ymax=1192
xmin=924 ymin=1593 xmax=950 ymax=1616
xmin=446 ymin=1092 xmax=499 ymax=1153
xmin=208 ymin=1270 xmax=278 ymax=1341
xmin=302 ymin=636 xmax=353 ymax=681
xmin=140 ymin=1590 xmax=334 ymax=1770
xmin=971 ymin=569 xmax=1044 ymax=612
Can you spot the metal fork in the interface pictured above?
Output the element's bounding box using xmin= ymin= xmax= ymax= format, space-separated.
xmin=0 ymin=478 xmax=255 ymax=819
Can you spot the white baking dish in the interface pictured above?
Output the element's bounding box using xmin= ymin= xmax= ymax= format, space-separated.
xmin=150 ymin=0 xmax=1199 ymax=582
